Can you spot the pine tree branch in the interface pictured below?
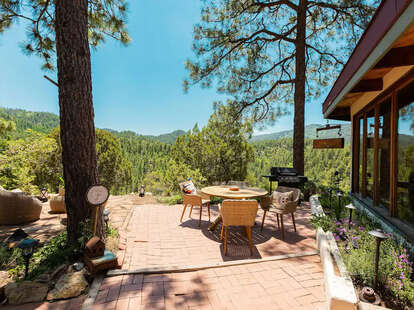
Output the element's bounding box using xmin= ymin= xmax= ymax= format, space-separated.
xmin=307 ymin=1 xmax=368 ymax=29
xmin=306 ymin=44 xmax=344 ymax=65
xmin=229 ymin=28 xmax=295 ymax=44
xmin=251 ymin=0 xmax=298 ymax=12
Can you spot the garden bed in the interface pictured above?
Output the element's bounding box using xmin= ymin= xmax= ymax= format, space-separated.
xmin=311 ymin=194 xmax=414 ymax=310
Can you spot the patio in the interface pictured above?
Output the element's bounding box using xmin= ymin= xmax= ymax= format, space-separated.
xmin=121 ymin=202 xmax=318 ymax=269
xmin=0 ymin=197 xmax=326 ymax=309
xmin=90 ymin=201 xmax=325 ymax=309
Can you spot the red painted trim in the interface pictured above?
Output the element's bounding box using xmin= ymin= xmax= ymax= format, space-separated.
xmin=322 ymin=0 xmax=412 ymax=115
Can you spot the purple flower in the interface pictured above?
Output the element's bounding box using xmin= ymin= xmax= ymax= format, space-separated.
xmin=352 ymin=236 xmax=360 ymax=241
xmin=358 ymin=226 xmax=364 ymax=231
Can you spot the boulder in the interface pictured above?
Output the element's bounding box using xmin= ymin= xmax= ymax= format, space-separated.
xmin=47 ymin=270 xmax=88 ymax=300
xmin=5 ymin=281 xmax=48 ymax=304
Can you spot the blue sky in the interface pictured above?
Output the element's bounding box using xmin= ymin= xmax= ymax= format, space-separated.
xmin=0 ymin=0 xmax=327 ymax=136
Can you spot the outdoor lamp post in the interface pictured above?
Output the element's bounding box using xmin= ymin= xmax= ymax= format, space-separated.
xmin=369 ymin=229 xmax=388 ymax=288
xmin=139 ymin=185 xmax=145 ymax=197
xmin=104 ymin=209 xmax=110 ymax=229
xmin=40 ymin=187 xmax=48 ymax=202
xmin=17 ymin=238 xmax=39 ymax=278
xmin=336 ymin=190 xmax=343 ymax=221
xmin=328 ymin=187 xmax=333 ymax=209
xmin=345 ymin=203 xmax=356 ymax=229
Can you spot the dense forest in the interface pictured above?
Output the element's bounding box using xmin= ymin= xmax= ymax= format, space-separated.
xmin=0 ymin=107 xmax=352 ymax=196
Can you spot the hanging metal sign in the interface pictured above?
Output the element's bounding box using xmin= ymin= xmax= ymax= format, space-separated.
xmin=313 ymin=138 xmax=345 ymax=149
xmin=313 ymin=123 xmax=345 ymax=149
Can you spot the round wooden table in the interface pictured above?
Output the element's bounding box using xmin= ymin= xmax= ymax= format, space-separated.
xmin=199 ymin=185 xmax=268 ymax=231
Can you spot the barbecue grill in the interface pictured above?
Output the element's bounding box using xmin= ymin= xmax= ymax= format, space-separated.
xmin=262 ymin=167 xmax=308 ymax=192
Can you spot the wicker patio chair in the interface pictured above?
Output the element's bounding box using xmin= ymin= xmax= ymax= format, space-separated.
xmin=272 ymin=186 xmax=301 ymax=240
xmin=259 ymin=195 xmax=274 ymax=232
xmin=179 ymin=182 xmax=211 ymax=227
xmin=219 ymin=200 xmax=258 ymax=256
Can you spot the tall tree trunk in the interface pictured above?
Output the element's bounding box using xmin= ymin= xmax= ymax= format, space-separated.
xmin=293 ymin=0 xmax=307 ymax=176
xmin=55 ymin=0 xmax=103 ymax=244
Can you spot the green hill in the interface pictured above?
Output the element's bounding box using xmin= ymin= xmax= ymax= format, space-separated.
xmin=0 ymin=107 xmax=185 ymax=143
xmin=0 ymin=107 xmax=59 ymax=139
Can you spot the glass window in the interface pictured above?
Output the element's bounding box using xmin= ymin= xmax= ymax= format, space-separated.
xmin=378 ymin=99 xmax=391 ymax=208
xmin=366 ymin=109 xmax=375 ymax=199
xmin=397 ymin=82 xmax=414 ymax=223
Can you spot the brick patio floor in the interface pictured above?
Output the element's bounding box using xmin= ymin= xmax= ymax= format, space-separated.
xmin=92 ymin=202 xmax=326 ymax=309
xmin=121 ymin=202 xmax=317 ymax=269
xmin=93 ymin=255 xmax=325 ymax=310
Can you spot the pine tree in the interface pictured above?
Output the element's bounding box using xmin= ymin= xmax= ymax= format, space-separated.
xmin=0 ymin=0 xmax=129 ymax=243
xmin=184 ymin=0 xmax=378 ymax=175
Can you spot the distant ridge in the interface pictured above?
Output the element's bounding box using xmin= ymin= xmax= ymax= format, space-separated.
xmin=0 ymin=106 xmax=186 ymax=143
xmin=251 ymin=123 xmax=352 ymax=142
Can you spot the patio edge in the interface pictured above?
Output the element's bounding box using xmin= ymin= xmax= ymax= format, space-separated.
xmin=310 ymin=195 xmax=358 ymax=310
xmin=105 ymin=250 xmax=319 ymax=276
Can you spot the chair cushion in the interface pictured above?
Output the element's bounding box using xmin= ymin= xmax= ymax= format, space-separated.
xmin=273 ymin=191 xmax=293 ymax=205
xmin=182 ymin=180 xmax=197 ymax=194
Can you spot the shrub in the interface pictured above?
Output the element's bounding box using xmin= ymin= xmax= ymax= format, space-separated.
xmin=158 ymin=194 xmax=183 ymax=205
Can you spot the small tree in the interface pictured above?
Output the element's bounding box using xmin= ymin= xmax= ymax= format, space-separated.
xmin=185 ymin=0 xmax=378 ymax=175
xmin=172 ymin=104 xmax=254 ymax=185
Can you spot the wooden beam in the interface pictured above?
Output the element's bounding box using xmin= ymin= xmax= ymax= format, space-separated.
xmin=362 ymin=115 xmax=367 ymax=198
xmin=328 ymin=107 xmax=351 ymax=121
xmin=373 ymin=104 xmax=379 ymax=206
xmin=374 ymin=46 xmax=414 ymax=69
xmin=352 ymin=116 xmax=360 ymax=193
xmin=350 ymin=78 xmax=383 ymax=93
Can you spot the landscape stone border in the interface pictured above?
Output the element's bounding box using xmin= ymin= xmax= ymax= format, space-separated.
xmin=310 ymin=195 xmax=392 ymax=310
xmin=310 ymin=195 xmax=358 ymax=310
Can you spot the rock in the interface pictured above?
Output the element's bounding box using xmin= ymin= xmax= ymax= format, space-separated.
xmin=50 ymin=264 xmax=67 ymax=282
xmin=0 ymin=271 xmax=12 ymax=302
xmin=34 ymin=273 xmax=50 ymax=283
xmin=73 ymin=262 xmax=84 ymax=272
xmin=5 ymin=281 xmax=48 ymax=304
xmin=47 ymin=270 xmax=88 ymax=300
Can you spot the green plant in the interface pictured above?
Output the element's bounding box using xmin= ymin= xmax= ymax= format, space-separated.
xmin=77 ymin=219 xmax=93 ymax=250
xmin=310 ymin=214 xmax=336 ymax=232
xmin=158 ymin=194 xmax=183 ymax=205
xmin=20 ymin=232 xmax=77 ymax=280
xmin=58 ymin=176 xmax=65 ymax=187
xmin=106 ymin=223 xmax=119 ymax=238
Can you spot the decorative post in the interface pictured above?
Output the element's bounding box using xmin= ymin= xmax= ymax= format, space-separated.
xmin=368 ymin=230 xmax=387 ymax=288
xmin=17 ymin=238 xmax=39 ymax=278
xmin=345 ymin=203 xmax=356 ymax=229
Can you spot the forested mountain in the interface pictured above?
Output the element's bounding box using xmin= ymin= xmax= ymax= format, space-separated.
xmin=0 ymin=107 xmax=59 ymax=139
xmin=0 ymin=106 xmax=353 ymax=195
xmin=145 ymin=130 xmax=186 ymax=143
xmin=252 ymin=123 xmax=352 ymax=143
